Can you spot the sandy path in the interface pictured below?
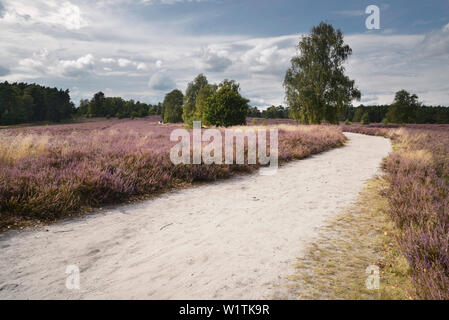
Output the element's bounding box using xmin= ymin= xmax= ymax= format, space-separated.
xmin=0 ymin=133 xmax=391 ymax=300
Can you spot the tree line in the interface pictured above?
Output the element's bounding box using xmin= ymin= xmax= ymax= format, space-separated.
xmin=0 ymin=81 xmax=75 ymax=125
xmin=248 ymin=105 xmax=291 ymax=119
xmin=77 ymin=92 xmax=162 ymax=119
xmin=341 ymin=90 xmax=449 ymax=125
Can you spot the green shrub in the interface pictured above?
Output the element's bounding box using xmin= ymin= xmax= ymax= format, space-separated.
xmin=203 ymin=81 xmax=249 ymax=127
xmin=361 ymin=112 xmax=370 ymax=125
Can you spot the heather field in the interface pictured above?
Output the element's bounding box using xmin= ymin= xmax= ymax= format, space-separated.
xmin=0 ymin=117 xmax=346 ymax=230
xmin=343 ymin=124 xmax=449 ymax=299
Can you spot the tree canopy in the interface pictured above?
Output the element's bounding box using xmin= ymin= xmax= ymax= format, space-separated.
xmin=182 ymin=74 xmax=209 ymax=127
xmin=195 ymin=84 xmax=217 ymax=126
xmin=284 ymin=22 xmax=361 ymax=124
xmin=0 ymin=81 xmax=75 ymax=125
xmin=202 ymin=80 xmax=249 ymax=127
xmin=163 ymin=89 xmax=184 ymax=123
xmin=77 ymin=91 xmax=161 ymax=119
xmin=385 ymin=90 xmax=420 ymax=124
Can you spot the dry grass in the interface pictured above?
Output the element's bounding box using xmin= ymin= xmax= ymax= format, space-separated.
xmin=0 ymin=132 xmax=51 ymax=164
xmin=275 ymin=179 xmax=414 ymax=300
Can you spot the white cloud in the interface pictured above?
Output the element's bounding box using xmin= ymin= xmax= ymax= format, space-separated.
xmin=19 ymin=58 xmax=44 ymax=68
xmin=148 ymin=71 xmax=176 ymax=91
xmin=238 ymin=35 xmax=296 ymax=75
xmin=16 ymin=51 xmax=95 ymax=78
xmin=0 ymin=0 xmax=87 ymax=30
xmin=100 ymin=57 xmax=148 ymax=71
xmin=195 ymin=46 xmax=232 ymax=72
xmin=54 ymin=53 xmax=95 ymax=77
xmin=54 ymin=1 xmax=87 ymax=30
xmin=136 ymin=62 xmax=148 ymax=70
xmin=118 ymin=58 xmax=132 ymax=67
xmin=101 ymin=58 xmax=116 ymax=64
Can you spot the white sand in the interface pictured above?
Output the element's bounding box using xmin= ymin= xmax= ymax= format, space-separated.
xmin=0 ymin=133 xmax=391 ymax=300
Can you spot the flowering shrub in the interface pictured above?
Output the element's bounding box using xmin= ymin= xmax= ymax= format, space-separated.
xmin=0 ymin=117 xmax=346 ymax=229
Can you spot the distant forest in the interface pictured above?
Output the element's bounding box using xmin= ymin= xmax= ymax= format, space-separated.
xmin=0 ymin=81 xmax=75 ymax=125
xmin=1 ymin=81 xmax=449 ymax=126
xmin=77 ymin=91 xmax=162 ymax=119
xmin=342 ymin=104 xmax=449 ymax=124
xmin=248 ymin=105 xmax=291 ymax=119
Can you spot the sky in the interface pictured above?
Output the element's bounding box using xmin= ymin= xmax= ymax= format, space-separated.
xmin=0 ymin=0 xmax=448 ymax=108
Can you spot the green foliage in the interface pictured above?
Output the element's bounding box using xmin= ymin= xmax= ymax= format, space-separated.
xmin=195 ymin=84 xmax=217 ymax=126
xmin=284 ymin=22 xmax=361 ymax=124
xmin=88 ymin=91 xmax=106 ymax=116
xmin=360 ymin=112 xmax=370 ymax=125
xmin=77 ymin=92 xmax=159 ymax=119
xmin=163 ymin=89 xmax=184 ymax=123
xmin=0 ymin=81 xmax=75 ymax=125
xmin=248 ymin=106 xmax=262 ymax=118
xmin=344 ymin=119 xmax=352 ymax=125
xmin=352 ymin=106 xmax=365 ymax=123
xmin=182 ymin=74 xmax=208 ymax=127
xmin=203 ymin=80 xmax=249 ymax=127
xmin=149 ymin=103 xmax=163 ymax=117
xmin=385 ymin=90 xmax=420 ymax=124
xmin=261 ymin=105 xmax=290 ymax=119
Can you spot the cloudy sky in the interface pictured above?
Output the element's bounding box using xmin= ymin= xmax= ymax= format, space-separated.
xmin=0 ymin=0 xmax=448 ymax=108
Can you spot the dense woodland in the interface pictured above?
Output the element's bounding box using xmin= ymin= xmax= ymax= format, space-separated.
xmin=0 ymin=82 xmax=75 ymax=125
xmin=77 ymin=91 xmax=162 ymax=119
xmin=340 ymin=95 xmax=449 ymax=124
xmin=248 ymin=105 xmax=291 ymax=119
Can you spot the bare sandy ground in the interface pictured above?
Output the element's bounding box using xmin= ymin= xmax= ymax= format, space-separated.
xmin=0 ymin=133 xmax=391 ymax=300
